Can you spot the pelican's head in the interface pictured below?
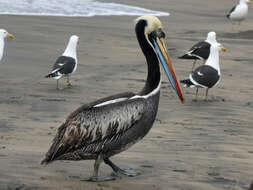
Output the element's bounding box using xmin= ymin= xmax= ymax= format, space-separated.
xmin=0 ymin=29 xmax=14 ymax=39
xmin=206 ymin=31 xmax=217 ymax=44
xmin=135 ymin=15 xmax=184 ymax=103
xmin=240 ymin=0 xmax=252 ymax=4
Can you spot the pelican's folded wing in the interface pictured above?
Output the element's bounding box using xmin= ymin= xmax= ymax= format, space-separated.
xmin=41 ymin=92 xmax=146 ymax=164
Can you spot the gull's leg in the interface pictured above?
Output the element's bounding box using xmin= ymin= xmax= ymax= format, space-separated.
xmin=56 ymin=79 xmax=60 ymax=90
xmin=66 ymin=76 xmax=72 ymax=86
xmin=192 ymin=60 xmax=197 ymax=71
xmin=232 ymin=22 xmax=235 ymax=32
xmin=205 ymin=88 xmax=209 ymax=102
xmin=238 ymin=21 xmax=241 ymax=32
xmin=194 ymin=87 xmax=199 ymax=101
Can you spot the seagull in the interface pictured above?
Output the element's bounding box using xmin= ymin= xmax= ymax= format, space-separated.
xmin=227 ymin=0 xmax=252 ymax=31
xmin=45 ymin=35 xmax=79 ymax=89
xmin=41 ymin=15 xmax=184 ymax=182
xmin=180 ymin=42 xmax=226 ymax=101
xmin=0 ymin=29 xmax=14 ymax=62
xmin=178 ymin=31 xmax=217 ymax=71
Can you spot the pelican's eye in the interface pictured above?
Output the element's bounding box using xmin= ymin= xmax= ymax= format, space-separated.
xmin=158 ymin=29 xmax=165 ymax=39
xmin=149 ymin=31 xmax=157 ymax=39
xmin=149 ymin=28 xmax=165 ymax=39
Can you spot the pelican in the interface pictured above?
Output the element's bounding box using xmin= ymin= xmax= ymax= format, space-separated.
xmin=178 ymin=31 xmax=217 ymax=71
xmin=45 ymin=35 xmax=79 ymax=89
xmin=249 ymin=181 xmax=253 ymax=190
xmin=0 ymin=29 xmax=14 ymax=62
xmin=41 ymin=15 xmax=184 ymax=181
xmin=180 ymin=42 xmax=226 ymax=101
xmin=226 ymin=0 xmax=252 ymax=31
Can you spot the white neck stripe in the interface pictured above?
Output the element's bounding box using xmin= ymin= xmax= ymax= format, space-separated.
xmin=131 ymin=79 xmax=161 ymax=100
xmin=94 ymin=79 xmax=161 ymax=107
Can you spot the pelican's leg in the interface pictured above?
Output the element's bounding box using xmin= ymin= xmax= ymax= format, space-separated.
xmin=104 ymin=158 xmax=140 ymax=177
xmin=82 ymin=155 xmax=115 ymax=182
xmin=66 ymin=76 xmax=72 ymax=86
xmin=192 ymin=60 xmax=197 ymax=71
xmin=194 ymin=87 xmax=199 ymax=101
xmin=205 ymin=88 xmax=209 ymax=101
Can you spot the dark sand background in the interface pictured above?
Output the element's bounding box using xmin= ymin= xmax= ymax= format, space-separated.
xmin=0 ymin=0 xmax=253 ymax=189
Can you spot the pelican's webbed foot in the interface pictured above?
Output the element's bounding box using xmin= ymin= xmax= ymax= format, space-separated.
xmin=104 ymin=158 xmax=140 ymax=177
xmin=81 ymin=176 xmax=116 ymax=182
xmin=111 ymin=168 xmax=140 ymax=177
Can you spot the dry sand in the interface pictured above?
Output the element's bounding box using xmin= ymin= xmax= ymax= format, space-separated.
xmin=0 ymin=0 xmax=253 ymax=189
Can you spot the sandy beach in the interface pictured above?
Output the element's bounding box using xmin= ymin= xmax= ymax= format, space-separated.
xmin=0 ymin=0 xmax=253 ymax=189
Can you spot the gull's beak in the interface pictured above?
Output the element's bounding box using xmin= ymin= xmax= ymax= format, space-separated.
xmin=248 ymin=0 xmax=252 ymax=4
xmin=7 ymin=33 xmax=14 ymax=39
xmin=152 ymin=37 xmax=184 ymax=103
xmin=221 ymin=47 xmax=227 ymax=52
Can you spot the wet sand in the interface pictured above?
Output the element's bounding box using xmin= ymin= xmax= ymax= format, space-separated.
xmin=0 ymin=0 xmax=253 ymax=189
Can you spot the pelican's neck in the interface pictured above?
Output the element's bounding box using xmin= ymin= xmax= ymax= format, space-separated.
xmin=62 ymin=39 xmax=77 ymax=60
xmin=135 ymin=20 xmax=161 ymax=96
xmin=205 ymin=46 xmax=220 ymax=75
xmin=0 ymin=38 xmax=5 ymax=61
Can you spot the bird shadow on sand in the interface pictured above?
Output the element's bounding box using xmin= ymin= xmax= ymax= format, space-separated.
xmin=175 ymin=30 xmax=215 ymax=43
xmin=220 ymin=30 xmax=253 ymax=39
xmin=232 ymin=57 xmax=252 ymax=63
xmin=184 ymin=95 xmax=227 ymax=105
xmin=180 ymin=30 xmax=253 ymax=41
xmin=183 ymin=29 xmax=210 ymax=36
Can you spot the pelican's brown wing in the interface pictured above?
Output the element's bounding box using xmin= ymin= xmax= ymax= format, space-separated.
xmin=41 ymin=94 xmax=146 ymax=164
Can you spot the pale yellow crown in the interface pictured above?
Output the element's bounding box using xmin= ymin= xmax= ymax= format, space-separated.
xmin=135 ymin=15 xmax=163 ymax=35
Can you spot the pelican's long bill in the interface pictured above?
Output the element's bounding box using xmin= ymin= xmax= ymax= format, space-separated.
xmin=152 ymin=38 xmax=184 ymax=103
